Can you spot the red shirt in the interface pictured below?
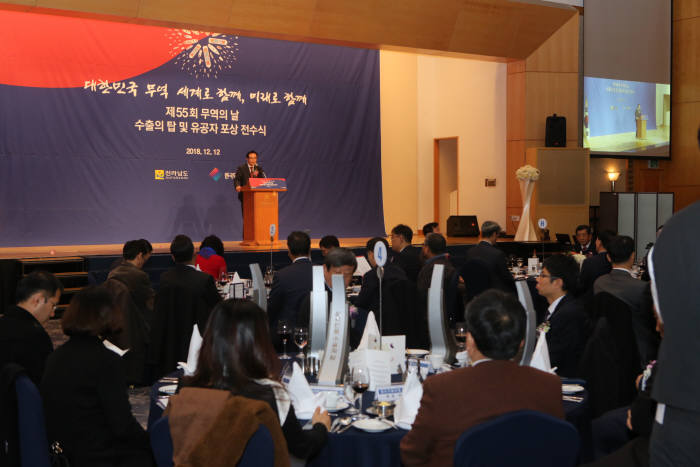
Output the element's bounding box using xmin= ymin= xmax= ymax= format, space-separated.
xmin=195 ymin=253 xmax=227 ymax=280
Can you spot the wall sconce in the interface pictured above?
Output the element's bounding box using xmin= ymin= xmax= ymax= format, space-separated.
xmin=607 ymin=171 xmax=620 ymax=192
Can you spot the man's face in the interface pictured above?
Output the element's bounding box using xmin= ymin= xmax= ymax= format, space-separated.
xmin=576 ymin=229 xmax=591 ymax=246
xmin=535 ymin=267 xmax=561 ymax=301
xmin=320 ymin=246 xmax=330 ymax=257
xmin=324 ymin=265 xmax=355 ymax=288
xmin=367 ymin=251 xmax=377 ymax=268
xmin=34 ymin=290 xmax=60 ymax=324
xmin=390 ymin=233 xmax=404 ymax=252
xmin=247 ymin=153 xmax=258 ymax=166
xmin=432 ymin=225 xmax=441 ymax=235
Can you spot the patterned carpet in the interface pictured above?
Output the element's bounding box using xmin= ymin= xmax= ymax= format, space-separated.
xmin=45 ymin=318 xmax=151 ymax=429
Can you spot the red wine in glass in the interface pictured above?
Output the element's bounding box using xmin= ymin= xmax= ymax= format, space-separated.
xmin=352 ymin=383 xmax=369 ymax=394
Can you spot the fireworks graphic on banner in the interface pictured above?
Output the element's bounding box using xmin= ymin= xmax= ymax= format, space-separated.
xmin=168 ymin=30 xmax=239 ymax=79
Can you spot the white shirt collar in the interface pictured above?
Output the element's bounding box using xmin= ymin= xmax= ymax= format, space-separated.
xmin=547 ymin=294 xmax=565 ymax=320
xmin=186 ymin=263 xmax=198 ymax=270
xmin=471 ymin=358 xmax=492 ymax=367
xmin=293 ymin=256 xmax=310 ymax=263
xmin=612 ymin=267 xmax=633 ymax=275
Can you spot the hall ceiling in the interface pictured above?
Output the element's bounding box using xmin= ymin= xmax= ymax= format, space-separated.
xmin=0 ymin=0 xmax=577 ymax=59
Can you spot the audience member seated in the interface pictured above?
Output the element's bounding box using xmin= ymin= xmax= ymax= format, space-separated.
xmin=267 ymin=231 xmax=313 ymax=350
xmin=464 ymin=221 xmax=515 ymax=294
xmin=536 ymin=254 xmax=588 ymax=377
xmin=390 ymin=224 xmax=422 ymax=283
xmin=573 ymin=224 xmax=595 ymax=257
xmin=417 ymin=233 xmax=462 ymax=331
xmin=149 ymin=235 xmax=221 ymax=378
xmin=594 ymin=235 xmax=659 ymax=363
xmin=195 ymin=235 xmax=227 ymax=280
xmin=110 ymin=238 xmax=152 ymax=271
xmin=0 ymin=271 xmax=62 ymax=385
xmin=400 ymin=290 xmax=565 ymax=467
xmin=586 ymin=312 xmax=664 ymax=467
xmin=579 ymin=229 xmax=615 ymax=295
xmin=422 ymin=222 xmax=440 ymax=236
xmin=41 ymin=286 xmax=152 ymax=467
xmin=297 ymin=248 xmax=357 ymax=336
xmin=181 ymin=299 xmax=330 ymax=461
xmin=318 ymin=235 xmax=340 ymax=257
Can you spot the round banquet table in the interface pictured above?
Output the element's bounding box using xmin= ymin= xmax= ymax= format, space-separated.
xmin=148 ymin=372 xmax=592 ymax=465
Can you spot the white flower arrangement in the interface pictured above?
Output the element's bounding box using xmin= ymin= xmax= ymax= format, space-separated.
xmin=571 ymin=253 xmax=586 ymax=267
xmin=516 ymin=165 xmax=540 ymax=181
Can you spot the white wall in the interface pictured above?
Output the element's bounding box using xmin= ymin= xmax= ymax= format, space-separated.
xmin=380 ymin=51 xmax=507 ymax=235
xmin=416 ymin=55 xmax=507 ymax=230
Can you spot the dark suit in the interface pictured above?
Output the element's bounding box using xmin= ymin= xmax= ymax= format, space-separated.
xmin=352 ymin=263 xmax=407 ymax=315
xmin=391 ymin=246 xmax=422 ymax=283
xmin=574 ymin=241 xmax=595 ymax=257
xmin=41 ymin=335 xmax=152 ymax=467
xmin=267 ymin=257 xmax=313 ymax=347
xmin=579 ymin=252 xmax=612 ymax=294
xmin=150 ymin=264 xmax=221 ymax=378
xmin=464 ymin=241 xmax=516 ymax=293
xmin=233 ymin=163 xmax=266 ymax=201
xmin=545 ymin=294 xmax=588 ymax=378
xmin=0 ymin=305 xmax=53 ymax=386
xmin=400 ymin=360 xmax=565 ymax=467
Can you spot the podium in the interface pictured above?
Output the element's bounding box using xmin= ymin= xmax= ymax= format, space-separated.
xmin=241 ymin=178 xmax=287 ymax=246
xmin=635 ymin=117 xmax=647 ymax=139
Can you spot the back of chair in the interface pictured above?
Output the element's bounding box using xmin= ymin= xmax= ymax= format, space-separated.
xmin=453 ymin=410 xmax=579 ymax=467
xmin=15 ymin=375 xmax=51 ymax=467
xmin=459 ymin=259 xmax=491 ymax=303
xmin=150 ymin=417 xmax=275 ymax=467
xmin=237 ymin=425 xmax=275 ymax=467
xmin=149 ymin=416 xmax=174 ymax=467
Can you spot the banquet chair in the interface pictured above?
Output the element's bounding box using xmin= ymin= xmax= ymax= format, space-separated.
xmin=15 ymin=374 xmax=52 ymax=467
xmin=149 ymin=416 xmax=275 ymax=467
xmin=453 ymin=410 xmax=579 ymax=467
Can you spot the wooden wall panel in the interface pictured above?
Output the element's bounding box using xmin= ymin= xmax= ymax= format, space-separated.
xmin=672 ymin=15 xmax=700 ymax=103
xmin=524 ymin=72 xmax=579 ymax=142
xmin=525 ymin=14 xmax=579 ymax=73
xmin=674 ymin=0 xmax=700 ymax=20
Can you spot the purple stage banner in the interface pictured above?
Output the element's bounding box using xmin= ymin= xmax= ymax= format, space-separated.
xmin=0 ymin=11 xmax=383 ymax=246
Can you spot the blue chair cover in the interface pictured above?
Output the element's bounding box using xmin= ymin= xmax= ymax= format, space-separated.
xmin=238 ymin=424 xmax=274 ymax=467
xmin=453 ymin=410 xmax=579 ymax=467
xmin=149 ymin=417 xmax=274 ymax=467
xmin=149 ymin=416 xmax=174 ymax=467
xmin=15 ymin=375 xmax=51 ymax=467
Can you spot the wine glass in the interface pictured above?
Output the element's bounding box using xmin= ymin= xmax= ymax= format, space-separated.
xmin=218 ymin=271 xmax=228 ymax=287
xmin=293 ymin=327 xmax=308 ymax=358
xmin=516 ymin=257 xmax=524 ymax=274
xmin=264 ymin=266 xmax=274 ymax=287
xmin=343 ymin=372 xmax=359 ymax=415
xmin=277 ymin=320 xmax=291 ymax=359
xmin=352 ymin=366 xmax=370 ymax=419
xmin=454 ymin=322 xmax=467 ymax=351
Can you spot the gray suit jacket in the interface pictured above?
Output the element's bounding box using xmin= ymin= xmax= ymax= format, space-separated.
xmin=594 ymin=269 xmax=648 ymax=314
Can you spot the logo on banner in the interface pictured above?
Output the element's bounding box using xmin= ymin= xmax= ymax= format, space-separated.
xmin=170 ymin=30 xmax=240 ymax=79
xmin=224 ymin=171 xmax=236 ymax=180
xmin=209 ymin=168 xmax=221 ymax=181
xmin=154 ymin=169 xmax=189 ymax=181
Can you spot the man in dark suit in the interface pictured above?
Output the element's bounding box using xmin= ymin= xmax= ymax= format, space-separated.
xmin=400 ymin=290 xmax=565 ymax=467
xmin=0 ymin=271 xmax=63 ymax=385
xmin=267 ymin=231 xmax=313 ymax=349
xmin=157 ymin=235 xmax=221 ymax=338
xmin=649 ymin=200 xmax=700 ymax=466
xmin=579 ymin=229 xmax=615 ymax=294
xmin=464 ymin=221 xmax=515 ymax=293
xmin=536 ymin=254 xmax=588 ymax=377
xmin=352 ymin=237 xmax=407 ymax=315
xmin=573 ymin=224 xmax=595 ymax=257
xmin=390 ymin=224 xmax=422 ymax=283
xmin=233 ymin=150 xmax=266 ymax=217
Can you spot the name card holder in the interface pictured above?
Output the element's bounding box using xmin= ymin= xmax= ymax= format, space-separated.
xmin=516 ymin=280 xmax=537 ymax=366
xmin=427 ymin=264 xmax=457 ymax=363
xmin=249 ymin=263 xmax=266 ymax=311
xmin=317 ymin=274 xmax=350 ymax=385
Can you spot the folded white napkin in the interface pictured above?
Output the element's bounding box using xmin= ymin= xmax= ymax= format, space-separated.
xmin=394 ymin=372 xmax=423 ymax=429
xmin=232 ymin=271 xmax=242 ymax=282
xmin=102 ymin=339 xmax=128 ymax=357
xmin=285 ymin=362 xmax=325 ymax=419
xmin=529 ymin=331 xmax=555 ymax=373
xmin=177 ymin=325 xmax=203 ymax=376
xmin=358 ymin=311 xmax=380 ymax=350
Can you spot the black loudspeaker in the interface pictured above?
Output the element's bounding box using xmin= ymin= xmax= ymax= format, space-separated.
xmin=447 ymin=215 xmax=479 ymax=237
xmin=545 ymin=113 xmax=566 ymax=147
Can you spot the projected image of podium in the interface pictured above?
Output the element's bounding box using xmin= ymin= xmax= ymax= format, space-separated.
xmin=240 ymin=178 xmax=287 ymax=246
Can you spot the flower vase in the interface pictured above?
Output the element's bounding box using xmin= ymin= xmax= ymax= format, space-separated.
xmin=515 ymin=179 xmax=538 ymax=241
